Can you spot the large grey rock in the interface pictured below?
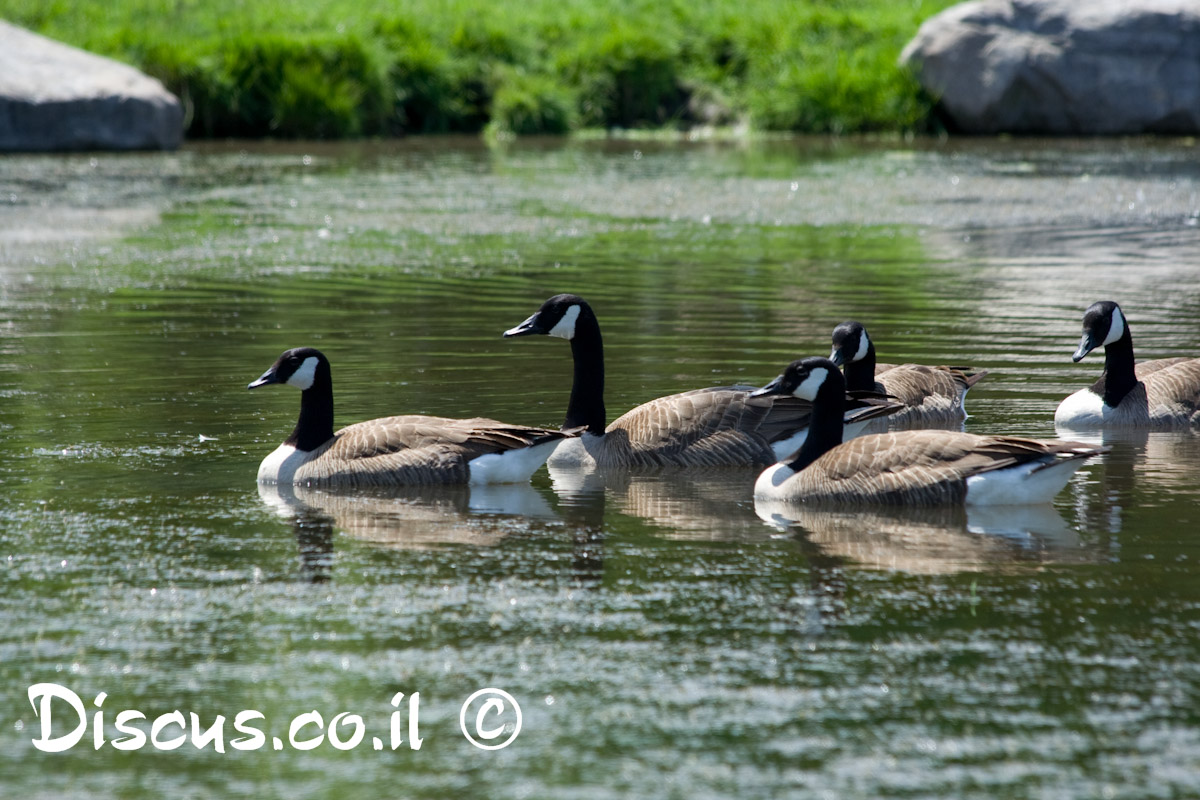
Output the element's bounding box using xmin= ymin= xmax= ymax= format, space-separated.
xmin=900 ymin=0 xmax=1200 ymax=135
xmin=0 ymin=21 xmax=183 ymax=151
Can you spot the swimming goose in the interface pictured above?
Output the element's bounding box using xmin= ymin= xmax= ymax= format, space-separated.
xmin=248 ymin=347 xmax=574 ymax=486
xmin=503 ymin=294 xmax=900 ymax=468
xmin=829 ymin=320 xmax=988 ymax=427
xmin=1054 ymin=300 xmax=1200 ymax=428
xmin=752 ymin=357 xmax=1106 ymax=505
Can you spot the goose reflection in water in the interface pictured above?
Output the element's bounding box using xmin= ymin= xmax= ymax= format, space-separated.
xmin=289 ymin=508 xmax=336 ymax=584
xmin=258 ymin=481 xmax=555 ymax=548
xmin=549 ymin=465 xmax=833 ymax=635
xmin=1054 ymin=425 xmax=1200 ymax=546
xmin=549 ymin=465 xmax=773 ymax=542
xmin=755 ymin=499 xmax=1092 ymax=575
xmin=257 ymin=481 xmax=607 ymax=585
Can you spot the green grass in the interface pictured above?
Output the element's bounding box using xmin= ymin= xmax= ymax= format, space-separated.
xmin=0 ymin=0 xmax=957 ymax=138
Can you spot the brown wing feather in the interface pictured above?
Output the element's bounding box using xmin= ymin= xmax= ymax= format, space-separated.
xmin=792 ymin=431 xmax=1095 ymax=504
xmin=1136 ymin=357 xmax=1192 ymax=379
xmin=1143 ymin=359 xmax=1200 ymax=425
xmin=874 ymin=364 xmax=988 ymax=427
xmin=606 ymin=387 xmax=781 ymax=467
xmin=605 ymin=386 xmax=907 ymax=467
xmin=294 ymin=415 xmax=570 ymax=486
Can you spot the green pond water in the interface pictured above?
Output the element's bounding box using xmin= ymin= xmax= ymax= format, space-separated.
xmin=1 ymin=136 xmax=1199 ymax=799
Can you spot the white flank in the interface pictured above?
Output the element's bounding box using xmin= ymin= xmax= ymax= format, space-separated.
xmin=853 ymin=331 xmax=870 ymax=363
xmin=964 ymin=457 xmax=1084 ymax=506
xmin=548 ymin=304 xmax=581 ymax=340
xmin=467 ymin=439 xmax=559 ymax=484
xmin=257 ymin=443 xmax=309 ymax=483
xmin=1103 ymin=306 xmax=1126 ymax=346
xmin=793 ymin=367 xmax=829 ymax=401
xmin=754 ymin=461 xmax=798 ymax=499
xmin=545 ymin=433 xmax=603 ymax=468
xmin=1054 ymin=388 xmax=1112 ymax=428
xmin=286 ymin=356 xmax=319 ymax=390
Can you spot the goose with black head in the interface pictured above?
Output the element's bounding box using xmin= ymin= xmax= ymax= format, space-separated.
xmin=503 ymin=294 xmax=901 ymax=468
xmin=248 ymin=347 xmax=576 ymax=486
xmin=829 ymin=320 xmax=987 ymax=428
xmin=1055 ymin=301 xmax=1200 ymax=428
xmin=752 ymin=357 xmax=1106 ymax=505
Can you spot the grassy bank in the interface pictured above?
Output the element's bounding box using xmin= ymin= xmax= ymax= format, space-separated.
xmin=0 ymin=0 xmax=958 ymax=138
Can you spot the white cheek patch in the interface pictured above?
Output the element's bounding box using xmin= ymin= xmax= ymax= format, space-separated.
xmin=1103 ymin=306 xmax=1125 ymax=346
xmin=853 ymin=331 xmax=870 ymax=363
xmin=286 ymin=356 xmax=319 ymax=390
xmin=793 ymin=367 xmax=829 ymax=400
xmin=548 ymin=304 xmax=581 ymax=340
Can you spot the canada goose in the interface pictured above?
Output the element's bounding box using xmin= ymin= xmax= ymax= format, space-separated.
xmin=751 ymin=357 xmax=1106 ymax=505
xmin=829 ymin=320 xmax=988 ymax=427
xmin=502 ymin=294 xmax=900 ymax=468
xmin=1054 ymin=300 xmax=1200 ymax=428
xmin=247 ymin=347 xmax=575 ymax=486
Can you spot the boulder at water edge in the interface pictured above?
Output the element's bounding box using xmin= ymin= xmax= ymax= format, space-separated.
xmin=899 ymin=0 xmax=1200 ymax=135
xmin=0 ymin=21 xmax=183 ymax=151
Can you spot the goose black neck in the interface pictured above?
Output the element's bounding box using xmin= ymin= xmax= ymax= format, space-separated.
xmin=564 ymin=306 xmax=607 ymax=434
xmin=1092 ymin=326 xmax=1138 ymax=407
xmin=842 ymin=340 xmax=877 ymax=392
xmin=786 ymin=380 xmax=846 ymax=472
xmin=287 ymin=363 xmax=336 ymax=452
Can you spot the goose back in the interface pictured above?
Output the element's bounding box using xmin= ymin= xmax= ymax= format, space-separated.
xmin=550 ymin=386 xmax=805 ymax=468
xmin=548 ymin=385 xmax=900 ymax=469
xmin=756 ymin=431 xmax=1101 ymax=506
xmin=1136 ymin=357 xmax=1192 ymax=378
xmin=874 ymin=364 xmax=989 ymax=428
xmin=1144 ymin=361 xmax=1200 ymax=424
xmin=272 ymin=416 xmax=568 ymax=486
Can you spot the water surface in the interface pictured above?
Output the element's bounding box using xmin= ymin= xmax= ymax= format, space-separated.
xmin=1 ymin=137 xmax=1199 ymax=799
